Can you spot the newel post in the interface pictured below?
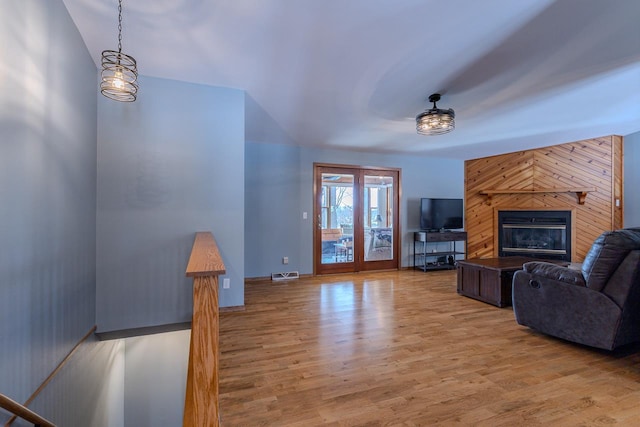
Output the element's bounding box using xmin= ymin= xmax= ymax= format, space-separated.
xmin=183 ymin=232 xmax=226 ymax=427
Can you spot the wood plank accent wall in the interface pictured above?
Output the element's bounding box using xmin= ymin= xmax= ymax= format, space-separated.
xmin=465 ymin=135 xmax=623 ymax=262
xmin=614 ymin=139 xmax=624 ymax=230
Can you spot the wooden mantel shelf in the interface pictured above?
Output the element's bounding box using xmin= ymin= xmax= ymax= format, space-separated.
xmin=479 ymin=188 xmax=596 ymax=206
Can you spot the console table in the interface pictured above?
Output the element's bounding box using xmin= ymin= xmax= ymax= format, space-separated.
xmin=414 ymin=231 xmax=467 ymax=271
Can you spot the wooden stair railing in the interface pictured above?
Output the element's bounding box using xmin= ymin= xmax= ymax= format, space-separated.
xmin=3 ymin=325 xmax=96 ymax=427
xmin=0 ymin=393 xmax=56 ymax=427
xmin=183 ymin=232 xmax=226 ymax=427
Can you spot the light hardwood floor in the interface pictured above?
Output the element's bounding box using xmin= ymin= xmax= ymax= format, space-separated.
xmin=219 ymin=270 xmax=640 ymax=426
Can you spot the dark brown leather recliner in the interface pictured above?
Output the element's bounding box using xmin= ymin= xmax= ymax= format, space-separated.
xmin=512 ymin=228 xmax=640 ymax=350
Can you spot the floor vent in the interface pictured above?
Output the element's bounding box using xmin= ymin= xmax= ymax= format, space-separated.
xmin=271 ymin=271 xmax=300 ymax=281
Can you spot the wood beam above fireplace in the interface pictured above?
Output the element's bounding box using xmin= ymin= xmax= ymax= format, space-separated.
xmin=479 ymin=187 xmax=596 ymax=206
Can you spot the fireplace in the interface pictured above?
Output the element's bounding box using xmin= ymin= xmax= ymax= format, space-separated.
xmin=498 ymin=210 xmax=572 ymax=261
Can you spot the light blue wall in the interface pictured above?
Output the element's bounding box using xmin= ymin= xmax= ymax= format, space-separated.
xmin=245 ymin=142 xmax=302 ymax=277
xmin=0 ymin=1 xmax=120 ymax=426
xmin=244 ymin=142 xmax=464 ymax=277
xmin=123 ymin=330 xmax=189 ymax=427
xmin=96 ymin=75 xmax=245 ymax=332
xmin=31 ymin=338 xmax=125 ymax=427
xmin=624 ymin=131 xmax=640 ymax=227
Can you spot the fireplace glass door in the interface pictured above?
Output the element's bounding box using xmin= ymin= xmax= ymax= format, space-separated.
xmin=501 ymin=224 xmax=567 ymax=256
xmin=498 ymin=210 xmax=571 ymax=261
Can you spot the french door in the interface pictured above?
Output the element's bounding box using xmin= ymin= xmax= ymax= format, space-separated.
xmin=314 ymin=164 xmax=400 ymax=274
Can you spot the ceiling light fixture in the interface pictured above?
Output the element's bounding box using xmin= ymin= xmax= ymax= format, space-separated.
xmin=416 ymin=93 xmax=455 ymax=135
xmin=100 ymin=0 xmax=138 ymax=102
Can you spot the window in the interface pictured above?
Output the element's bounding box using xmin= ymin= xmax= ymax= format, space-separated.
xmin=321 ymin=185 xmax=329 ymax=228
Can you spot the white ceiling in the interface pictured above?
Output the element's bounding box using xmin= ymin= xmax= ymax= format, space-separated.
xmin=62 ymin=0 xmax=640 ymax=159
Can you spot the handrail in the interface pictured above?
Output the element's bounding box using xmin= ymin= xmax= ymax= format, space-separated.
xmin=185 ymin=232 xmax=226 ymax=277
xmin=0 ymin=393 xmax=56 ymax=427
xmin=4 ymin=325 xmax=96 ymax=427
xmin=183 ymin=232 xmax=226 ymax=427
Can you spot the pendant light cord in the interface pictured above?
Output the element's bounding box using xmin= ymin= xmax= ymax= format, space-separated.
xmin=117 ymin=0 xmax=123 ymax=53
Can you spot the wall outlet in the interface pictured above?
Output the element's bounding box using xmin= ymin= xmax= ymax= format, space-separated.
xmin=283 ymin=257 xmax=289 ymax=264
xmin=222 ymin=278 xmax=230 ymax=289
xmin=303 ymin=212 xmax=308 ymax=219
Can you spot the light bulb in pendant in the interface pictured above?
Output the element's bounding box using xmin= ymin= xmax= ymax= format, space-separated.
xmin=113 ymin=69 xmax=125 ymax=90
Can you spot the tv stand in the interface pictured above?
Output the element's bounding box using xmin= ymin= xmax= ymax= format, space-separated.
xmin=414 ymin=231 xmax=467 ymax=271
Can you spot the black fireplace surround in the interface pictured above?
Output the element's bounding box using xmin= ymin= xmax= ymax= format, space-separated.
xmin=498 ymin=210 xmax=572 ymax=262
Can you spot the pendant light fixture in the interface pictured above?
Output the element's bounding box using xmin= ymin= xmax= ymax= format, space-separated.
xmin=100 ymin=0 xmax=138 ymax=102
xmin=416 ymin=93 xmax=455 ymax=135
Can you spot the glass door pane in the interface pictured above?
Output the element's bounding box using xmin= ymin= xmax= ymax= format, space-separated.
xmin=320 ymin=173 xmax=354 ymax=265
xmin=364 ymin=174 xmax=393 ymax=262
xmin=314 ymin=164 xmax=399 ymax=274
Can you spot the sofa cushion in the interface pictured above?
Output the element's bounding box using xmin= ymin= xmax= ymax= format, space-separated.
xmin=601 ymin=250 xmax=640 ymax=308
xmin=523 ymin=261 xmax=586 ymax=286
xmin=582 ymin=229 xmax=640 ymax=291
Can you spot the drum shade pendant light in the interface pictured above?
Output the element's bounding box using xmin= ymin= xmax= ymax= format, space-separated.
xmin=416 ymin=94 xmax=455 ymax=135
xmin=100 ymin=0 xmax=138 ymax=102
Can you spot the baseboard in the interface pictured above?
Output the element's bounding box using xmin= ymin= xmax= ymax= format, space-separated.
xmin=96 ymin=321 xmax=192 ymax=341
xmin=245 ymin=273 xmax=313 ymax=282
xmin=245 ymin=275 xmax=272 ymax=282
xmin=220 ymin=305 xmax=245 ymax=313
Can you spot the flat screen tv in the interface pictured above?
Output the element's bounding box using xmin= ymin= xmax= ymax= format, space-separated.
xmin=420 ymin=198 xmax=464 ymax=231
